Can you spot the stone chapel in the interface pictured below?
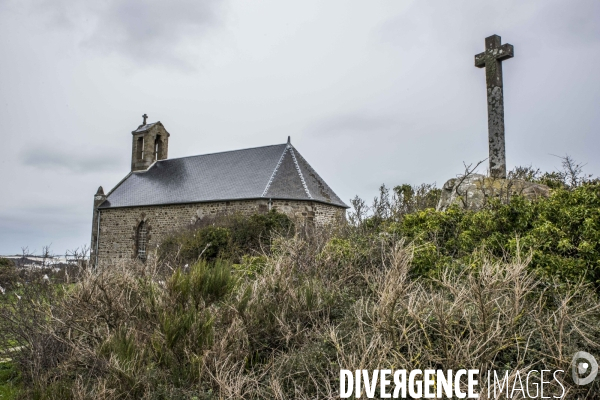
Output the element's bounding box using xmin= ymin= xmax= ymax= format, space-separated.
xmin=90 ymin=119 xmax=348 ymax=266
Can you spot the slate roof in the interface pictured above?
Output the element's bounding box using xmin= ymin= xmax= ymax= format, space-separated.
xmin=99 ymin=142 xmax=348 ymax=209
xmin=132 ymin=122 xmax=158 ymax=133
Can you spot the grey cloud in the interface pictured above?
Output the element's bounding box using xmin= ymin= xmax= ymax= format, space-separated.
xmin=0 ymin=205 xmax=89 ymax=255
xmin=532 ymin=0 xmax=600 ymax=45
xmin=28 ymin=0 xmax=225 ymax=66
xmin=379 ymin=0 xmax=600 ymax=51
xmin=377 ymin=0 xmax=496 ymax=49
xmin=20 ymin=145 xmax=124 ymax=173
xmin=86 ymin=0 xmax=223 ymax=63
xmin=310 ymin=114 xmax=400 ymax=137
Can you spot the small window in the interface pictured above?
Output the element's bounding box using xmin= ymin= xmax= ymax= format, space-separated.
xmin=154 ymin=135 xmax=162 ymax=160
xmin=136 ymin=221 xmax=148 ymax=260
xmin=137 ymin=137 xmax=144 ymax=161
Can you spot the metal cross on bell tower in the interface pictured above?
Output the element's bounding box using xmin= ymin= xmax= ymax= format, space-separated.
xmin=475 ymin=34 xmax=514 ymax=179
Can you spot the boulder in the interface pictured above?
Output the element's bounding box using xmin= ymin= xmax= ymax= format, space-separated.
xmin=437 ymin=173 xmax=551 ymax=211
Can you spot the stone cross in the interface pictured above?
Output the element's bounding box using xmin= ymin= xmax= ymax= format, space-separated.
xmin=475 ymin=34 xmax=514 ymax=179
xmin=142 ymin=113 xmax=148 ymax=125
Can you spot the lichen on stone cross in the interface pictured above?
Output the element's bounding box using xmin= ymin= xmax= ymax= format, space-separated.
xmin=475 ymin=34 xmax=514 ymax=179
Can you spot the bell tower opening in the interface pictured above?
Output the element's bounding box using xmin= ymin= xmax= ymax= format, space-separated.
xmin=154 ymin=135 xmax=162 ymax=161
xmin=137 ymin=136 xmax=144 ymax=160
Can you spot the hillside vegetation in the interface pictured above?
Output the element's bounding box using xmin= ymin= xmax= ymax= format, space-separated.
xmin=1 ymin=163 xmax=599 ymax=399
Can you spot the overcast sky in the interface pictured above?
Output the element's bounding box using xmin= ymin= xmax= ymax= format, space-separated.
xmin=1 ymin=0 xmax=599 ymax=255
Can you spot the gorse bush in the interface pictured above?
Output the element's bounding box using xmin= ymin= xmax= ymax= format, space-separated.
xmin=158 ymin=210 xmax=293 ymax=266
xmin=0 ymin=258 xmax=17 ymax=290
xmin=2 ymin=162 xmax=600 ymax=398
xmin=159 ymin=226 xmax=231 ymax=264
xmin=0 ymin=259 xmax=236 ymax=398
xmin=370 ymin=183 xmax=600 ymax=288
xmin=2 ymin=237 xmax=598 ymax=398
xmin=341 ymin=162 xmax=600 ymax=289
xmin=169 ymin=259 xmax=236 ymax=307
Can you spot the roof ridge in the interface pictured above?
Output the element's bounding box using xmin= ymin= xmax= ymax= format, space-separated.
xmin=293 ymin=149 xmax=337 ymax=202
xmin=289 ymin=146 xmax=313 ymax=199
xmin=261 ymin=145 xmax=289 ymax=197
xmin=156 ymin=143 xmax=287 ymax=163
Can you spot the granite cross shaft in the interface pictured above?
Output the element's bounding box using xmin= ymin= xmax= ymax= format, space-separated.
xmin=475 ymin=34 xmax=514 ymax=179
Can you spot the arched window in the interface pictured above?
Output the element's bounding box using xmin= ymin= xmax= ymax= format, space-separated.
xmin=136 ymin=221 xmax=148 ymax=260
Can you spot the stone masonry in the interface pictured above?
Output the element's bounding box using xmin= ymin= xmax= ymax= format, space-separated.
xmin=131 ymin=122 xmax=169 ymax=172
xmin=94 ymin=199 xmax=344 ymax=265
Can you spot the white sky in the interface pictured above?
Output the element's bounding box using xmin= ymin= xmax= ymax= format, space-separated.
xmin=1 ymin=0 xmax=599 ymax=255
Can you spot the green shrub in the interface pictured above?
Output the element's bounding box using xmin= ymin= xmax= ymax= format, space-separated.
xmin=0 ymin=361 xmax=20 ymax=399
xmin=168 ymin=259 xmax=236 ymax=307
xmin=381 ymin=183 xmax=600 ymax=287
xmin=233 ymin=255 xmax=268 ymax=278
xmin=160 ymin=226 xmax=230 ymax=264
xmin=227 ymin=210 xmax=294 ymax=255
xmin=0 ymin=258 xmax=17 ymax=290
xmin=159 ymin=211 xmax=293 ymax=266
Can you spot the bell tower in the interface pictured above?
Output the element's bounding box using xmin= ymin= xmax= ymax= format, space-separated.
xmin=131 ymin=114 xmax=170 ymax=172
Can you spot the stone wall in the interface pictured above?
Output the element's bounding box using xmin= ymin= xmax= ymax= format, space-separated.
xmin=92 ymin=199 xmax=345 ymax=266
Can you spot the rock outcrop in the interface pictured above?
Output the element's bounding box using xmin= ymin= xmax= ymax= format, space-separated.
xmin=437 ymin=173 xmax=551 ymax=211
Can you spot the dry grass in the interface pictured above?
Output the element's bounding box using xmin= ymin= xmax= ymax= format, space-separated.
xmin=1 ymin=233 xmax=599 ymax=399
